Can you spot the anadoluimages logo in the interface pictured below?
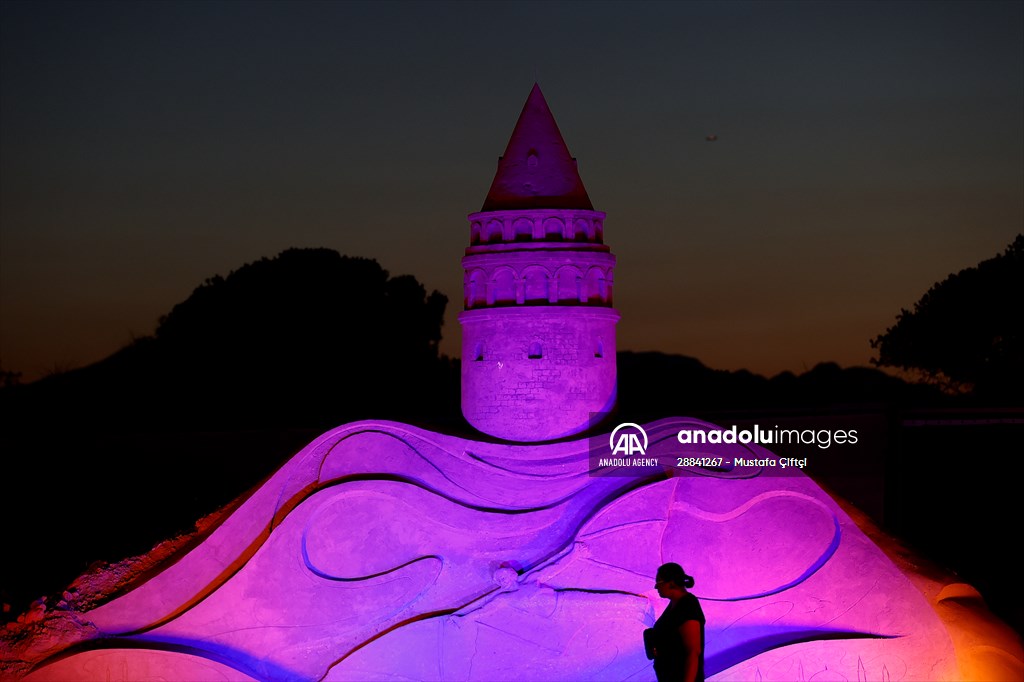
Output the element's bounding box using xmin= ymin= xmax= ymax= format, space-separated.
xmin=609 ymin=422 xmax=648 ymax=456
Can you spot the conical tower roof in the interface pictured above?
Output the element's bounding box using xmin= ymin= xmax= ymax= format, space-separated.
xmin=481 ymin=84 xmax=594 ymax=212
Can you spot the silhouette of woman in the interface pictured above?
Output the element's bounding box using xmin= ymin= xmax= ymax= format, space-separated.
xmin=650 ymin=562 xmax=706 ymax=682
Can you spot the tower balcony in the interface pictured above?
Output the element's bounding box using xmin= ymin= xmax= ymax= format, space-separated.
xmin=462 ymin=250 xmax=615 ymax=310
xmin=468 ymin=209 xmax=606 ymax=246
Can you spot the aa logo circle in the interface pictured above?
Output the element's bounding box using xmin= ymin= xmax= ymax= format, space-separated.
xmin=609 ymin=423 xmax=648 ymax=456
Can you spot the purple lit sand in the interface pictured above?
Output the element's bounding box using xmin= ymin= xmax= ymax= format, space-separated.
xmin=25 ymin=419 xmax=957 ymax=681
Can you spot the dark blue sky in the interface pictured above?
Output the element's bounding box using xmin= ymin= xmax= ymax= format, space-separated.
xmin=2 ymin=0 xmax=1021 ymax=380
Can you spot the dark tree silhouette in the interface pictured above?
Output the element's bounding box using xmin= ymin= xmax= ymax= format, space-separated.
xmin=0 ymin=364 xmax=20 ymax=388
xmin=0 ymin=248 xmax=458 ymax=620
xmin=3 ymin=248 xmax=457 ymax=431
xmin=870 ymin=235 xmax=1023 ymax=402
xmin=147 ymin=248 xmax=453 ymax=427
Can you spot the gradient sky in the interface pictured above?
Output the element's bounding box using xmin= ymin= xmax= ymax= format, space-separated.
xmin=2 ymin=0 xmax=1021 ymax=382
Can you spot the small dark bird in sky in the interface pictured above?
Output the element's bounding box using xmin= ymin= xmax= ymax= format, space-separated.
xmin=705 ymin=134 xmax=718 ymax=142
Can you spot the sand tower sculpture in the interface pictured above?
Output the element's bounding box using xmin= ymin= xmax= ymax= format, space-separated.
xmin=460 ymin=84 xmax=619 ymax=442
xmin=13 ymin=85 xmax=985 ymax=682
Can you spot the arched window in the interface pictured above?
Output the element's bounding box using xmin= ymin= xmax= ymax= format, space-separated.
xmin=513 ymin=217 xmax=533 ymax=241
xmin=474 ymin=342 xmax=484 ymax=361
xmin=544 ymin=217 xmax=564 ymax=240
xmin=486 ymin=219 xmax=503 ymax=243
xmin=574 ymin=218 xmax=589 ymax=241
xmin=490 ymin=268 xmax=517 ymax=305
xmin=467 ymin=270 xmax=487 ymax=308
xmin=556 ymin=267 xmax=581 ymax=303
xmin=528 ymin=342 xmax=542 ymax=359
xmin=583 ymin=267 xmax=606 ymax=303
xmin=523 ymin=267 xmax=549 ymax=303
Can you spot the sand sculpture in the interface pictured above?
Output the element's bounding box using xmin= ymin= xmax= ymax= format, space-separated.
xmin=16 ymin=85 xmax=1011 ymax=681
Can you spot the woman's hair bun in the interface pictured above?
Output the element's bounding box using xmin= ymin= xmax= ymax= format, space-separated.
xmin=657 ymin=562 xmax=695 ymax=588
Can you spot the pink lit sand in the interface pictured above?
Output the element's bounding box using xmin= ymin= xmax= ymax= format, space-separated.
xmin=8 ymin=418 xmax=1018 ymax=681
